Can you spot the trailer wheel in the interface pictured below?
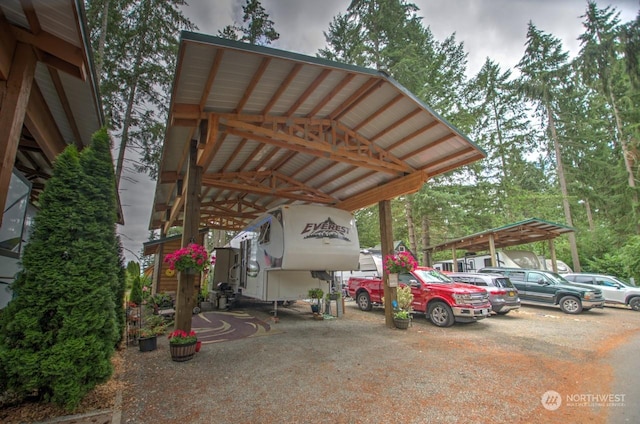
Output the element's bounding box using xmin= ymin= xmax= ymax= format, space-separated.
xmin=559 ymin=296 xmax=582 ymax=314
xmin=628 ymin=297 xmax=640 ymax=311
xmin=428 ymin=301 xmax=454 ymax=327
xmin=356 ymin=291 xmax=372 ymax=311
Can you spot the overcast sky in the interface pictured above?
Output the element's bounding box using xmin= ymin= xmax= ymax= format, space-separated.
xmin=116 ymin=0 xmax=639 ymax=264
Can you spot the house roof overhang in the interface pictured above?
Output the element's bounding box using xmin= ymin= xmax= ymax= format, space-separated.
xmin=426 ymin=218 xmax=576 ymax=253
xmin=150 ymin=32 xmax=486 ymax=233
xmin=0 ymin=0 xmax=121 ymax=222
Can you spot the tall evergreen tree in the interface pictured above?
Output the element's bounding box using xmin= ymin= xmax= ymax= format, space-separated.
xmin=217 ymin=0 xmax=280 ymax=45
xmin=85 ymin=0 xmax=196 ymax=184
xmin=578 ymin=1 xmax=639 ymax=231
xmin=516 ymin=23 xmax=581 ymax=271
xmin=0 ymin=128 xmax=121 ymax=410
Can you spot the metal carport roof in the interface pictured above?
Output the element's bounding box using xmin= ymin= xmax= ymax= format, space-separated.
xmin=150 ymin=32 xmax=486 ymax=233
xmin=426 ymin=218 xmax=576 ymax=254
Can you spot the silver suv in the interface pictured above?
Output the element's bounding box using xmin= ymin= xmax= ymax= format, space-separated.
xmin=448 ymin=272 xmax=521 ymax=315
xmin=563 ymin=273 xmax=640 ymax=311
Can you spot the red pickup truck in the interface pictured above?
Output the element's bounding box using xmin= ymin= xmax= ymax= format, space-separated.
xmin=347 ymin=267 xmax=491 ymax=327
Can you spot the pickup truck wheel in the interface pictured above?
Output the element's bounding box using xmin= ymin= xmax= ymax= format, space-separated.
xmin=496 ymin=310 xmax=510 ymax=315
xmin=559 ymin=296 xmax=582 ymax=314
xmin=428 ymin=301 xmax=454 ymax=327
xmin=628 ymin=297 xmax=640 ymax=311
xmin=356 ymin=292 xmax=372 ymax=311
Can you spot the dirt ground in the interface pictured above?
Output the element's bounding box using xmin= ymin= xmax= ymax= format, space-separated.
xmin=2 ymin=299 xmax=639 ymax=423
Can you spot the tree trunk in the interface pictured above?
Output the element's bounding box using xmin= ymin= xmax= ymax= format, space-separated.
xmin=114 ymin=77 xmax=138 ymax=189
xmin=548 ymin=110 xmax=581 ymax=272
xmin=95 ymin=0 xmax=110 ymax=83
xmin=609 ymin=89 xmax=639 ymax=233
xmin=421 ymin=215 xmax=431 ymax=266
xmin=404 ymin=198 xmax=418 ymax=258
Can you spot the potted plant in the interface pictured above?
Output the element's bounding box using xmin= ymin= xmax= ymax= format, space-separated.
xmin=138 ymin=315 xmax=167 ymax=352
xmin=393 ymin=285 xmax=414 ymax=330
xmin=308 ymin=288 xmax=324 ymax=315
xmin=163 ymin=243 xmax=210 ymax=275
xmin=168 ymin=329 xmax=198 ymax=362
xmin=383 ymin=252 xmax=418 ymax=287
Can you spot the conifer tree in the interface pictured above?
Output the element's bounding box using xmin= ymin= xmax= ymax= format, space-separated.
xmin=0 ymin=128 xmax=121 ymax=410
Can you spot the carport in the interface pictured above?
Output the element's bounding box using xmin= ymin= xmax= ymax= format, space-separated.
xmin=425 ymin=218 xmax=575 ymax=272
xmin=149 ymin=32 xmax=486 ymax=329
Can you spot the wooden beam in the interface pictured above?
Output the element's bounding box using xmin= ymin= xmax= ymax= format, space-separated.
xmin=0 ymin=14 xmax=16 ymax=80
xmin=12 ymin=26 xmax=86 ymax=80
xmin=24 ymin=82 xmax=67 ymax=161
xmin=336 ymin=171 xmax=428 ymax=212
xmin=0 ymin=42 xmax=36 ymax=223
xmin=235 ymin=57 xmax=271 ymax=113
xmin=196 ymin=113 xmax=222 ymax=168
xmin=223 ymin=119 xmax=413 ymax=175
xmin=202 ymin=171 xmax=337 ymax=204
xmin=263 ymin=63 xmax=301 ymax=114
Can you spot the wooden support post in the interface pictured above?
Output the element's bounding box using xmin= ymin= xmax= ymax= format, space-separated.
xmin=379 ymin=199 xmax=396 ymax=328
xmin=0 ymin=43 xmax=36 ymax=224
xmin=175 ymin=139 xmax=202 ymax=333
xmin=489 ymin=234 xmax=497 ymax=267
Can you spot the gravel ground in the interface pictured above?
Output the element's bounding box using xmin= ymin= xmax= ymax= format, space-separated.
xmin=117 ymin=299 xmax=639 ymax=424
xmin=2 ymin=299 xmax=638 ymax=423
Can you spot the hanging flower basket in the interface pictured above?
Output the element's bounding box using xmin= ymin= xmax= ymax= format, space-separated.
xmin=383 ymin=252 xmax=418 ymax=274
xmin=164 ymin=243 xmax=210 ymax=274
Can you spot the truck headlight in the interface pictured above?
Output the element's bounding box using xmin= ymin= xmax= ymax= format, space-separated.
xmin=453 ymin=294 xmax=471 ymax=304
xmin=583 ymin=291 xmax=594 ymax=300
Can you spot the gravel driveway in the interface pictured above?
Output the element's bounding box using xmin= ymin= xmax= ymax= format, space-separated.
xmin=116 ymin=299 xmax=640 ymax=424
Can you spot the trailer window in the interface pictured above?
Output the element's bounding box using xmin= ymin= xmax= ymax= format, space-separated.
xmin=258 ymin=220 xmax=271 ymax=244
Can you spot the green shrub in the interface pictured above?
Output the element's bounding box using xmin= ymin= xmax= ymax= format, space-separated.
xmin=0 ymin=128 xmax=120 ymax=410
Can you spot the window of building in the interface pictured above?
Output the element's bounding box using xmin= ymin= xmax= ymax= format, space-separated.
xmin=0 ymin=171 xmax=32 ymax=257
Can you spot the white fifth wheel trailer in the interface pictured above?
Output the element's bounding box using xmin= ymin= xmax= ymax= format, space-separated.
xmin=212 ymin=205 xmax=360 ymax=304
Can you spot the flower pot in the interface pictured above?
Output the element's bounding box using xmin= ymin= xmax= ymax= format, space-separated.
xmin=393 ymin=317 xmax=410 ymax=330
xmin=311 ymin=304 xmax=319 ymax=313
xmin=139 ymin=336 xmax=157 ymax=352
xmin=170 ymin=340 xmax=197 ymax=362
xmin=181 ymin=267 xmax=197 ymax=276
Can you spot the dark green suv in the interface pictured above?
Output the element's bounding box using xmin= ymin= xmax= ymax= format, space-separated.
xmin=478 ymin=267 xmax=605 ymax=314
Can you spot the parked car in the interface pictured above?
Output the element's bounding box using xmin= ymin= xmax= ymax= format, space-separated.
xmin=478 ymin=267 xmax=605 ymax=314
xmin=347 ymin=267 xmax=491 ymax=327
xmin=448 ymin=272 xmax=521 ymax=315
xmin=563 ymin=273 xmax=640 ymax=311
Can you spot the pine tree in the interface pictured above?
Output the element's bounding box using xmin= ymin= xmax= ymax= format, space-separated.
xmin=85 ymin=0 xmax=196 ymax=183
xmin=216 ymin=0 xmax=280 ymax=46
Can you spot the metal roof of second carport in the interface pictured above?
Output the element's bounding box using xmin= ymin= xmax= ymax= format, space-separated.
xmin=426 ymin=218 xmax=576 ymax=254
xmin=150 ymin=32 xmax=486 ymax=233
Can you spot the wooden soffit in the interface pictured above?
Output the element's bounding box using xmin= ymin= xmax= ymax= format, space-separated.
xmin=150 ymin=32 xmax=486 ymax=231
